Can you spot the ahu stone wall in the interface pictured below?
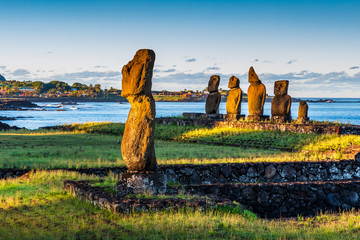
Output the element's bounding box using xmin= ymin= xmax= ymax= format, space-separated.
xmin=155 ymin=117 xmax=360 ymax=135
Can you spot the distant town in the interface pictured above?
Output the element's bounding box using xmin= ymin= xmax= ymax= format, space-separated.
xmin=0 ymin=74 xmax=260 ymax=102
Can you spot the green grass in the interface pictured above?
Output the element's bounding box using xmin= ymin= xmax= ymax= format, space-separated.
xmin=2 ymin=170 xmax=360 ymax=239
xmin=175 ymin=127 xmax=320 ymax=151
xmin=1 ymin=123 xmax=360 ymax=169
xmin=0 ymin=131 xmax=278 ymax=169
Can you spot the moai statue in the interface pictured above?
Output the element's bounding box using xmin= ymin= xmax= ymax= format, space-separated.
xmin=117 ymin=49 xmax=165 ymax=194
xmin=247 ymin=67 xmax=267 ymax=121
xmin=226 ymin=76 xmax=244 ymax=120
xmin=271 ymin=80 xmax=292 ymax=123
xmin=297 ymin=101 xmax=310 ymax=124
xmin=205 ymin=75 xmax=221 ymax=114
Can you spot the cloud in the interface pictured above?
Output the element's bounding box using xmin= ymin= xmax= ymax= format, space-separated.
xmin=152 ymin=69 xmax=360 ymax=97
xmin=94 ymin=65 xmax=107 ymax=68
xmin=163 ymin=68 xmax=176 ymax=73
xmin=185 ymin=58 xmax=196 ymax=63
xmin=50 ymin=71 xmax=121 ymax=80
xmin=287 ymin=59 xmax=297 ymax=64
xmin=12 ymin=69 xmax=31 ymax=76
xmin=47 ymin=51 xmax=54 ymax=54
xmin=206 ymin=66 xmax=221 ymax=71
xmin=154 ymin=68 xmax=176 ymax=73
xmin=0 ymin=66 xmax=6 ymax=69
xmin=254 ymin=59 xmax=273 ymax=63
xmin=349 ymin=66 xmax=359 ymax=70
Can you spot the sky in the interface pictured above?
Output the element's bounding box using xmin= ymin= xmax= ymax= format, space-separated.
xmin=0 ymin=0 xmax=359 ymax=98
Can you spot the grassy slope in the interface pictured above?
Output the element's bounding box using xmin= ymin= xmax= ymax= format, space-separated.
xmin=2 ymin=171 xmax=360 ymax=240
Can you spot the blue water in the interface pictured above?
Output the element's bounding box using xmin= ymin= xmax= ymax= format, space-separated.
xmin=0 ymin=99 xmax=359 ymax=129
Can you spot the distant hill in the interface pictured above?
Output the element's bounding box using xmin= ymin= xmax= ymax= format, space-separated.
xmin=0 ymin=74 xmax=6 ymax=81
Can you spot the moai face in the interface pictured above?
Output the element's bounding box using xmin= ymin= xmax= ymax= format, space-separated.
xmin=274 ymin=80 xmax=289 ymax=96
xmin=228 ymin=76 xmax=239 ymax=89
xmin=248 ymin=66 xmax=260 ymax=83
xmin=208 ymin=75 xmax=220 ymax=93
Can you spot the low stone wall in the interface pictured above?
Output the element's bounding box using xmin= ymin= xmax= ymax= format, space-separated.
xmin=3 ymin=160 xmax=360 ymax=184
xmin=0 ymin=168 xmax=31 ymax=179
xmin=214 ymin=121 xmax=342 ymax=135
xmin=64 ymin=180 xmax=237 ymax=213
xmin=155 ymin=117 xmax=360 ymax=135
xmin=161 ymin=160 xmax=360 ymax=184
xmin=184 ymin=180 xmax=360 ymax=218
xmin=155 ymin=117 xmax=216 ymax=127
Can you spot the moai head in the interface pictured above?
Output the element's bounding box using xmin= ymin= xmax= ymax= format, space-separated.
xmin=248 ymin=66 xmax=260 ymax=83
xmin=274 ymin=80 xmax=289 ymax=96
xmin=121 ymin=49 xmax=155 ymax=97
xmin=228 ymin=76 xmax=239 ymax=89
xmin=208 ymin=75 xmax=220 ymax=93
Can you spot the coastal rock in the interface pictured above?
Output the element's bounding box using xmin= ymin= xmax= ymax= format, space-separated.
xmin=205 ymin=75 xmax=221 ymax=114
xmin=247 ymin=67 xmax=266 ymax=117
xmin=121 ymin=49 xmax=158 ymax=173
xmin=271 ymin=80 xmax=292 ymax=123
xmin=226 ymin=76 xmax=242 ymax=115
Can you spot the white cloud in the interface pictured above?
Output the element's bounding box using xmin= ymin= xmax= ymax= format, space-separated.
xmin=185 ymin=58 xmax=196 ymax=63
xmin=11 ymin=69 xmax=31 ymax=76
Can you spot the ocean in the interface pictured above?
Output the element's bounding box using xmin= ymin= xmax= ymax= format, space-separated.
xmin=1 ymin=99 xmax=359 ymax=129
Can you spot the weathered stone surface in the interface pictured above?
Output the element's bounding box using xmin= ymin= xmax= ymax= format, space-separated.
xmin=271 ymin=80 xmax=292 ymax=123
xmin=208 ymin=75 xmax=220 ymax=93
xmin=297 ymin=101 xmax=310 ymax=124
xmin=116 ymin=172 xmax=166 ymax=194
xmin=121 ymin=49 xmax=157 ymax=173
xmin=298 ymin=101 xmax=308 ymax=118
xmin=247 ymin=67 xmax=266 ymax=117
xmin=265 ymin=165 xmax=276 ymax=178
xmin=326 ymin=193 xmax=342 ymax=207
xmin=205 ymin=75 xmax=221 ymax=114
xmin=355 ymin=152 xmax=360 ymax=162
xmin=226 ymin=76 xmax=242 ymax=115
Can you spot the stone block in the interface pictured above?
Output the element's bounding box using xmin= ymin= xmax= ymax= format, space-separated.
xmin=225 ymin=114 xmax=245 ymax=121
xmin=355 ymin=152 xmax=360 ymax=162
xmin=116 ymin=172 xmax=166 ymax=195
xmin=246 ymin=115 xmax=270 ymax=122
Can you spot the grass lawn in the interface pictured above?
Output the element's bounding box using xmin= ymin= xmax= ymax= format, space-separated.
xmin=2 ymin=170 xmax=360 ymax=239
xmin=1 ymin=122 xmax=360 ymax=169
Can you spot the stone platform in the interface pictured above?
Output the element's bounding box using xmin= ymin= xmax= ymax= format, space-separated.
xmin=116 ymin=172 xmax=167 ymax=195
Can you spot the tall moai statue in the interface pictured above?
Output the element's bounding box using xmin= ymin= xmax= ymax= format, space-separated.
xmin=226 ymin=76 xmax=244 ymax=120
xmin=205 ymin=75 xmax=221 ymax=114
xmin=297 ymin=101 xmax=310 ymax=124
xmin=271 ymin=80 xmax=292 ymax=123
xmin=121 ymin=49 xmax=157 ymax=173
xmin=118 ymin=49 xmax=166 ymax=195
xmin=247 ymin=67 xmax=267 ymax=121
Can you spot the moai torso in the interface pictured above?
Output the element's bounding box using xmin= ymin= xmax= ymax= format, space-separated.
xmin=205 ymin=75 xmax=221 ymax=114
xmin=271 ymin=80 xmax=291 ymax=117
xmin=121 ymin=49 xmax=157 ymax=173
xmin=226 ymin=76 xmax=242 ymax=114
xmin=298 ymin=101 xmax=308 ymax=118
xmin=247 ymin=67 xmax=266 ymax=116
